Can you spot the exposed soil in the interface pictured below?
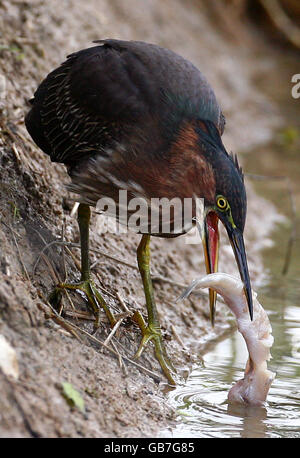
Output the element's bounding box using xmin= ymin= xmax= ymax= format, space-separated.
xmin=0 ymin=0 xmax=290 ymax=437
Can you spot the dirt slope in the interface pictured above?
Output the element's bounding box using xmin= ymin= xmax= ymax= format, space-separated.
xmin=0 ymin=0 xmax=283 ymax=437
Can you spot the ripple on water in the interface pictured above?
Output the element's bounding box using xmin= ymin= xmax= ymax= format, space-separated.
xmin=163 ymin=317 xmax=300 ymax=438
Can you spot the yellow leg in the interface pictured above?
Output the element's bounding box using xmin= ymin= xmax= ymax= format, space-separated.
xmin=134 ymin=234 xmax=176 ymax=385
xmin=49 ymin=203 xmax=116 ymax=329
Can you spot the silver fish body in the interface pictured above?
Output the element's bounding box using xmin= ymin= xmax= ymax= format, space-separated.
xmin=181 ymin=273 xmax=275 ymax=406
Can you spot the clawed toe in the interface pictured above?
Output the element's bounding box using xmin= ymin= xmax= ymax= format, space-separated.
xmin=132 ymin=311 xmax=176 ymax=385
xmin=49 ymin=280 xmax=116 ymax=329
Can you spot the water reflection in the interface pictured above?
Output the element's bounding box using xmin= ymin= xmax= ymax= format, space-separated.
xmin=226 ymin=404 xmax=268 ymax=438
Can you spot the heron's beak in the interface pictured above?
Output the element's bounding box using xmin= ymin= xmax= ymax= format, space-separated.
xmin=202 ymin=212 xmax=219 ymax=326
xmin=226 ymin=227 xmax=253 ymax=320
xmin=202 ymin=211 xmax=253 ymax=323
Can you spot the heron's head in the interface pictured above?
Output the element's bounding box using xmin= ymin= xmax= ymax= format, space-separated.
xmin=196 ymin=120 xmax=253 ymax=324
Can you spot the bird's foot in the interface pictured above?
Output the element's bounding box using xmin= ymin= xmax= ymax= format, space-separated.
xmin=49 ymin=279 xmax=117 ymax=330
xmin=132 ymin=311 xmax=176 ymax=385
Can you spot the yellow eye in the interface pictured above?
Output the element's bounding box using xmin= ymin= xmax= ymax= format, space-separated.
xmin=216 ymin=196 xmax=228 ymax=211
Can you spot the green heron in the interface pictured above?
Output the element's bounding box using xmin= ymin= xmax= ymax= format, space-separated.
xmin=25 ymin=39 xmax=253 ymax=384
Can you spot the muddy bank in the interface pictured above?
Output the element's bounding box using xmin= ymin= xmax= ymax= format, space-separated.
xmin=0 ymin=0 xmax=288 ymax=437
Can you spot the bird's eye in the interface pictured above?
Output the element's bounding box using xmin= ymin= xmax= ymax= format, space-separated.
xmin=216 ymin=195 xmax=229 ymax=211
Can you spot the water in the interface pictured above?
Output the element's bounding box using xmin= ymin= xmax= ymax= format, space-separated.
xmin=163 ymin=236 xmax=300 ymax=438
xmin=164 ymin=287 xmax=300 ymax=438
xmin=163 ymin=54 xmax=300 ymax=439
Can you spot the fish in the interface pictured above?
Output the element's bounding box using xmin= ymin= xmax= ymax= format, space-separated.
xmin=180 ymin=273 xmax=275 ymax=406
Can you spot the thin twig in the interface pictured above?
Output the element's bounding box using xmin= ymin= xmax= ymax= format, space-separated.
xmin=94 ymin=273 xmax=120 ymax=299
xmin=281 ymin=180 xmax=297 ymax=275
xmin=38 ymin=295 xmax=162 ymax=380
xmin=33 ymin=240 xmax=137 ymax=275
xmin=116 ymin=292 xmax=131 ymax=314
xmin=31 ymin=227 xmax=62 ymax=282
xmin=64 ymin=310 xmax=95 ymax=321
xmin=64 ymin=245 xmax=81 ymax=272
xmin=14 ymin=36 xmax=40 ymax=45
xmin=11 ymin=142 xmax=22 ymax=166
xmin=67 ymin=319 xmax=162 ymax=381
xmin=103 ymin=316 xmax=127 ymax=346
xmin=259 ymin=0 xmax=300 ymax=48
xmin=246 ymin=172 xmax=297 ymax=275
xmin=70 ymin=202 xmax=80 ymax=217
xmin=30 ymin=227 xmax=49 ymax=246
xmin=111 ymin=340 xmax=123 ymax=370
xmin=40 ymin=253 xmax=60 ymax=283
xmin=61 ymin=222 xmax=67 ymax=282
xmin=1 ymin=219 xmax=21 ymax=239
xmin=8 ymin=224 xmax=31 ymax=282
xmin=63 ymin=288 xmax=79 ymax=317
xmin=37 ymin=301 xmax=83 ymax=343
xmin=171 ymin=324 xmax=188 ymax=350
